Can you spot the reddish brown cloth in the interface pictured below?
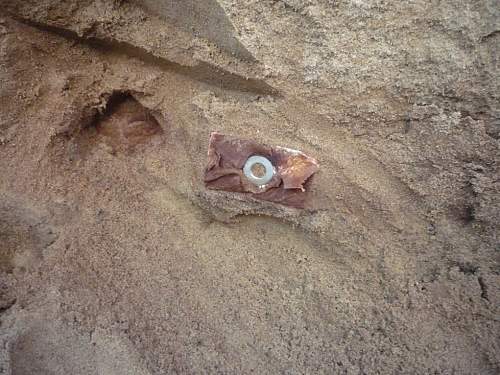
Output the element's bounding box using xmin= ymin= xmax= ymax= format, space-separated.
xmin=204 ymin=132 xmax=319 ymax=208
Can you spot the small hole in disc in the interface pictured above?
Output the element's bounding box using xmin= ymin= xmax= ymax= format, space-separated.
xmin=251 ymin=162 xmax=266 ymax=178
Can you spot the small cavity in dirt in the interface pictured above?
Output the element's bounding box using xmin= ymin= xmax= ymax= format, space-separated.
xmin=78 ymin=92 xmax=163 ymax=155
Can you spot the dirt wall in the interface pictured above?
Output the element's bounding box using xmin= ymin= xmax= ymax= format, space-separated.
xmin=0 ymin=1 xmax=498 ymax=374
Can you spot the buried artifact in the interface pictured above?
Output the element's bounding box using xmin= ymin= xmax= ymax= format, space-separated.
xmin=204 ymin=132 xmax=319 ymax=208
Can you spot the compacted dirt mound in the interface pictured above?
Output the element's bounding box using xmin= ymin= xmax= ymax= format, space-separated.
xmin=0 ymin=1 xmax=498 ymax=374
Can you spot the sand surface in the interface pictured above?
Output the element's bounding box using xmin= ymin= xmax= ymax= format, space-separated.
xmin=0 ymin=1 xmax=499 ymax=374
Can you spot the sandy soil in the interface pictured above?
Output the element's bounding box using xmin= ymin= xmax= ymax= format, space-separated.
xmin=0 ymin=1 xmax=498 ymax=374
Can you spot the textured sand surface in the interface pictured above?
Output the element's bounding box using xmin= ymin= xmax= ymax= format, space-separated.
xmin=0 ymin=1 xmax=499 ymax=374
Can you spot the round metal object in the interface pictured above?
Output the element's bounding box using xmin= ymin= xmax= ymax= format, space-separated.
xmin=243 ymin=155 xmax=275 ymax=186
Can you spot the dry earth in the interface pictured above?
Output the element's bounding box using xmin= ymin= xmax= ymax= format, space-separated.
xmin=0 ymin=0 xmax=499 ymax=374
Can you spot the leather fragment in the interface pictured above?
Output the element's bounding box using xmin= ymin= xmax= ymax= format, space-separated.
xmin=204 ymin=132 xmax=319 ymax=208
